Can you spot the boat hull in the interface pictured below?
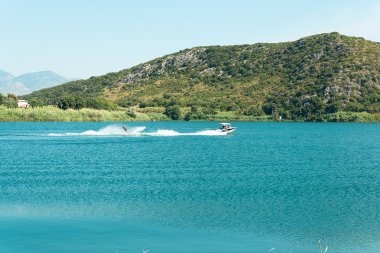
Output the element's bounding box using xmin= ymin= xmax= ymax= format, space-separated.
xmin=218 ymin=128 xmax=237 ymax=134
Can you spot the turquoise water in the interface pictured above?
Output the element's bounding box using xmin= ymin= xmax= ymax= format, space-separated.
xmin=0 ymin=122 xmax=379 ymax=253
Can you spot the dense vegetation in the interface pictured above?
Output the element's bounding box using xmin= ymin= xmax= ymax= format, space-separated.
xmin=22 ymin=33 xmax=380 ymax=121
xmin=0 ymin=93 xmax=18 ymax=108
xmin=0 ymin=106 xmax=170 ymax=122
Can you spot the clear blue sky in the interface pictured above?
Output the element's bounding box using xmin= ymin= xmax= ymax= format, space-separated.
xmin=1 ymin=0 xmax=379 ymax=78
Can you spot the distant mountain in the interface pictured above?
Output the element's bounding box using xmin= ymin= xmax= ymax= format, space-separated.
xmin=24 ymin=33 xmax=380 ymax=120
xmin=0 ymin=70 xmax=14 ymax=83
xmin=0 ymin=70 xmax=70 ymax=95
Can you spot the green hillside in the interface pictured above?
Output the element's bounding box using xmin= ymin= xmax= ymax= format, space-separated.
xmin=23 ymin=32 xmax=380 ymax=121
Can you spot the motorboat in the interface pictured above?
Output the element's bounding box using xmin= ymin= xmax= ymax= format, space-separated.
xmin=218 ymin=123 xmax=237 ymax=134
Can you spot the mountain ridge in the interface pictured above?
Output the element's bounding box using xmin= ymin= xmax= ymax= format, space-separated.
xmin=23 ymin=32 xmax=380 ymax=120
xmin=0 ymin=70 xmax=70 ymax=95
xmin=0 ymin=70 xmax=14 ymax=83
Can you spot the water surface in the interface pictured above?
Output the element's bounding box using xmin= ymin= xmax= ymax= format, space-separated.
xmin=0 ymin=122 xmax=379 ymax=253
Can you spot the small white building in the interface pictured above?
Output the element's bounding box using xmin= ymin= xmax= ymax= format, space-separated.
xmin=17 ymin=100 xmax=29 ymax=108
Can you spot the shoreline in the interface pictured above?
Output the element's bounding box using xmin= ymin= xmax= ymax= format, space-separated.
xmin=0 ymin=106 xmax=379 ymax=123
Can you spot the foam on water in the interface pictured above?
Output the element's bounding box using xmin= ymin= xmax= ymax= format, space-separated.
xmin=145 ymin=129 xmax=227 ymax=136
xmin=192 ymin=129 xmax=229 ymax=136
xmin=47 ymin=125 xmax=228 ymax=137
xmin=47 ymin=125 xmax=146 ymax=136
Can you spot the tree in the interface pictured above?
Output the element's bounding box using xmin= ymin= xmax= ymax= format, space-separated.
xmin=72 ymin=96 xmax=85 ymax=110
xmin=243 ymin=106 xmax=264 ymax=116
xmin=86 ymin=98 xmax=116 ymax=110
xmin=57 ymin=97 xmax=72 ymax=110
xmin=2 ymin=94 xmax=18 ymax=108
xmin=164 ymin=105 xmax=181 ymax=120
xmin=262 ymin=103 xmax=275 ymax=115
xmin=325 ymin=100 xmax=340 ymax=114
xmin=184 ymin=112 xmax=191 ymax=121
xmin=346 ymin=102 xmax=364 ymax=112
xmin=7 ymin=93 xmax=17 ymax=100
xmin=29 ymin=98 xmax=43 ymax=107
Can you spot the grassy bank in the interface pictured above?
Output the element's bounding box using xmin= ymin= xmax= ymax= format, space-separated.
xmin=0 ymin=106 xmax=167 ymax=122
xmin=0 ymin=106 xmax=379 ymax=122
xmin=322 ymin=111 xmax=380 ymax=122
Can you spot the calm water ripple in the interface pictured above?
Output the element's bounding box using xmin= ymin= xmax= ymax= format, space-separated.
xmin=0 ymin=122 xmax=379 ymax=253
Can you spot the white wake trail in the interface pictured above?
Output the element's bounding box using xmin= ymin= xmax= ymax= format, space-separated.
xmin=47 ymin=125 xmax=146 ymax=137
xmin=145 ymin=129 xmax=228 ymax=136
xmin=47 ymin=125 xmax=229 ymax=137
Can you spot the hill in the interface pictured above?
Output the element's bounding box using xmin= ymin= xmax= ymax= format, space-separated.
xmin=23 ymin=33 xmax=380 ymax=121
xmin=0 ymin=70 xmax=70 ymax=95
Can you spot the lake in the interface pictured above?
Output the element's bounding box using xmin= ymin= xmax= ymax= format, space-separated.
xmin=0 ymin=122 xmax=379 ymax=253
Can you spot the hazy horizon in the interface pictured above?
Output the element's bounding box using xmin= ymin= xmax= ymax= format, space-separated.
xmin=1 ymin=0 xmax=379 ymax=79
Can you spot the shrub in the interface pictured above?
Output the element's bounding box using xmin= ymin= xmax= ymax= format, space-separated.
xmin=127 ymin=108 xmax=137 ymax=118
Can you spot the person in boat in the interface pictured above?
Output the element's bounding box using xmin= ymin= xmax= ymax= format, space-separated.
xmin=123 ymin=125 xmax=128 ymax=133
xmin=224 ymin=124 xmax=231 ymax=131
